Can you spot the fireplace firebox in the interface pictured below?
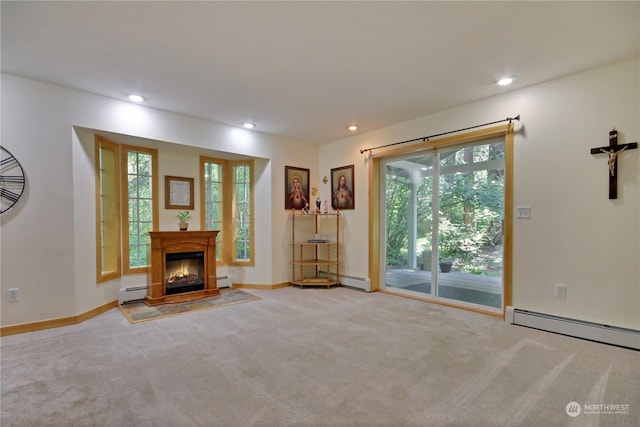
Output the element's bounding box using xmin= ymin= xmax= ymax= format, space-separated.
xmin=165 ymin=251 xmax=205 ymax=295
xmin=146 ymin=231 xmax=219 ymax=306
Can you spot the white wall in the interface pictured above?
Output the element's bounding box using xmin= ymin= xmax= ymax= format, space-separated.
xmin=1 ymin=74 xmax=317 ymax=326
xmin=320 ymin=57 xmax=640 ymax=329
xmin=2 ymin=57 xmax=638 ymax=330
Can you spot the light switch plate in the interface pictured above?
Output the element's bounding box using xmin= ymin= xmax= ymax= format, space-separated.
xmin=516 ymin=206 xmax=531 ymax=219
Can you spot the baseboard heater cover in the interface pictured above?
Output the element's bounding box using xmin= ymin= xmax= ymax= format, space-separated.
xmin=118 ymin=275 xmax=232 ymax=304
xmin=216 ymin=275 xmax=232 ymax=288
xmin=506 ymin=306 xmax=640 ymax=350
xmin=319 ymin=271 xmax=371 ymax=292
xmin=118 ymin=286 xmax=147 ymax=304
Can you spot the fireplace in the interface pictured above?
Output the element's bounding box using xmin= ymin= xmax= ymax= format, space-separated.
xmin=146 ymin=231 xmax=219 ymax=306
xmin=165 ymin=251 xmax=205 ymax=295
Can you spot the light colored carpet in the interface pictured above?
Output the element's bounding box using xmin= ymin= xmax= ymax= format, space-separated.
xmin=1 ymin=287 xmax=638 ymax=426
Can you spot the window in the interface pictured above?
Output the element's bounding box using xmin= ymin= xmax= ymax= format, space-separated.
xmin=200 ymin=157 xmax=254 ymax=265
xmin=231 ymin=161 xmax=253 ymax=263
xmin=382 ymin=138 xmax=506 ymax=311
xmin=95 ymin=137 xmax=158 ymax=281
xmin=370 ymin=124 xmax=514 ymax=315
xmin=95 ymin=136 xmax=121 ymax=283
xmin=122 ymin=145 xmax=158 ymax=274
xmin=201 ymin=158 xmax=224 ymax=259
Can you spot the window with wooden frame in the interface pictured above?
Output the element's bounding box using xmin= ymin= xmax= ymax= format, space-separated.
xmin=95 ymin=136 xmax=121 ymax=283
xmin=368 ymin=124 xmax=514 ymax=316
xmin=121 ymin=145 xmax=159 ymax=274
xmin=95 ymin=137 xmax=159 ymax=282
xmin=200 ymin=157 xmax=254 ymax=266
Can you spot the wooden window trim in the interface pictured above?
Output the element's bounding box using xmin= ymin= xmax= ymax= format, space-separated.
xmin=368 ymin=124 xmax=513 ymax=316
xmin=120 ymin=144 xmax=159 ymax=275
xmin=95 ymin=136 xmax=121 ymax=283
xmin=200 ymin=157 xmax=254 ymax=266
xmin=200 ymin=156 xmax=227 ymax=265
xmin=229 ymin=160 xmax=254 ymax=266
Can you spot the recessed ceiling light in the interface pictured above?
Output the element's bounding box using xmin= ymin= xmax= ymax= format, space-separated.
xmin=347 ymin=125 xmax=358 ymax=132
xmin=243 ymin=122 xmax=256 ymax=129
xmin=496 ymin=77 xmax=515 ymax=86
xmin=128 ymin=94 xmax=145 ymax=103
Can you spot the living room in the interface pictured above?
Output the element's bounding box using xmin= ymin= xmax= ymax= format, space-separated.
xmin=1 ymin=2 xmax=638 ymax=425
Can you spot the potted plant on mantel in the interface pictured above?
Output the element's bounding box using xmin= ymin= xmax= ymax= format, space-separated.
xmin=175 ymin=210 xmax=192 ymax=231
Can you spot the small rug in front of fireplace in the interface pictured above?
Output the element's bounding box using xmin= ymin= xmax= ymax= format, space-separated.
xmin=118 ymin=288 xmax=261 ymax=324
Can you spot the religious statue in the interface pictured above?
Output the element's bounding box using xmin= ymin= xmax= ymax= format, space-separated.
xmin=601 ymin=146 xmax=627 ymax=176
xmin=316 ymin=197 xmax=321 ymax=213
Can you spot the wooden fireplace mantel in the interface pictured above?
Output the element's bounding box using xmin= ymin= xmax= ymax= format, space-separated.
xmin=146 ymin=230 xmax=220 ymax=306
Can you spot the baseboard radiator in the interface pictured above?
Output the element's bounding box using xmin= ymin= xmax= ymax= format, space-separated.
xmin=216 ymin=275 xmax=232 ymax=288
xmin=118 ymin=286 xmax=147 ymax=304
xmin=506 ymin=307 xmax=640 ymax=350
xmin=319 ymin=271 xmax=371 ymax=292
xmin=118 ymin=275 xmax=232 ymax=304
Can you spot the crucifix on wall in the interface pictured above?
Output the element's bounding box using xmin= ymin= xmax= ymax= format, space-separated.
xmin=590 ymin=129 xmax=637 ymax=199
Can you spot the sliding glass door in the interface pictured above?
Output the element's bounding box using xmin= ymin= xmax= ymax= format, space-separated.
xmin=383 ymin=138 xmax=505 ymax=311
xmin=384 ymin=152 xmax=434 ymax=293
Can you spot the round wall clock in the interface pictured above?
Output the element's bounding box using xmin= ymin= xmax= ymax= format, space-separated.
xmin=1 ymin=146 xmax=26 ymax=214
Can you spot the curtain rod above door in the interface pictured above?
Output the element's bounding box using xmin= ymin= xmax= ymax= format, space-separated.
xmin=359 ymin=114 xmax=520 ymax=155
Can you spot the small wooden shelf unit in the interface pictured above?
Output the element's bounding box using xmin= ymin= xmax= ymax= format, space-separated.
xmin=290 ymin=210 xmax=341 ymax=288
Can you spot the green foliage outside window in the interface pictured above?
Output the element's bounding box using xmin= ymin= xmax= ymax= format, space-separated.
xmin=233 ymin=165 xmax=251 ymax=261
xmin=202 ymin=159 xmax=253 ymax=264
xmin=127 ymin=151 xmax=153 ymax=268
xmin=386 ymin=141 xmax=504 ymax=274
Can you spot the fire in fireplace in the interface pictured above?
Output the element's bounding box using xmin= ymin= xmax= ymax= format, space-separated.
xmin=165 ymin=251 xmax=205 ymax=295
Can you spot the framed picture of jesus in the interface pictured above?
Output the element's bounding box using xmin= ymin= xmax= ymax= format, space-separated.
xmin=285 ymin=166 xmax=310 ymax=210
xmin=331 ymin=164 xmax=354 ymax=210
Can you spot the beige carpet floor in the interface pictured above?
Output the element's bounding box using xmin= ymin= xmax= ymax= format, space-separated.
xmin=1 ymin=286 xmax=638 ymax=426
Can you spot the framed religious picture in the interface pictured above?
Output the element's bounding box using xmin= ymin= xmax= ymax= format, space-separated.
xmin=331 ymin=164 xmax=355 ymax=210
xmin=285 ymin=166 xmax=310 ymax=210
xmin=165 ymin=175 xmax=194 ymax=210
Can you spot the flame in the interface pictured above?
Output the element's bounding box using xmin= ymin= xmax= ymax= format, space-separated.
xmin=168 ymin=262 xmax=190 ymax=283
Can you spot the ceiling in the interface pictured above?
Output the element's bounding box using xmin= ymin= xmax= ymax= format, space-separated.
xmin=2 ymin=1 xmax=639 ymax=145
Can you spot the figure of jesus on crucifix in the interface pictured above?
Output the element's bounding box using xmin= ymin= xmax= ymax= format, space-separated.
xmin=601 ymin=145 xmax=627 ymax=176
xmin=590 ymin=129 xmax=637 ymax=199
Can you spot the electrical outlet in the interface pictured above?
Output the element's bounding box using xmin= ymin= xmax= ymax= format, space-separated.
xmin=8 ymin=288 xmax=19 ymax=302
xmin=516 ymin=206 xmax=531 ymax=219
xmin=555 ymin=284 xmax=567 ymax=298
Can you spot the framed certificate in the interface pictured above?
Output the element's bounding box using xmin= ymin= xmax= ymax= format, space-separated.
xmin=165 ymin=176 xmax=194 ymax=209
